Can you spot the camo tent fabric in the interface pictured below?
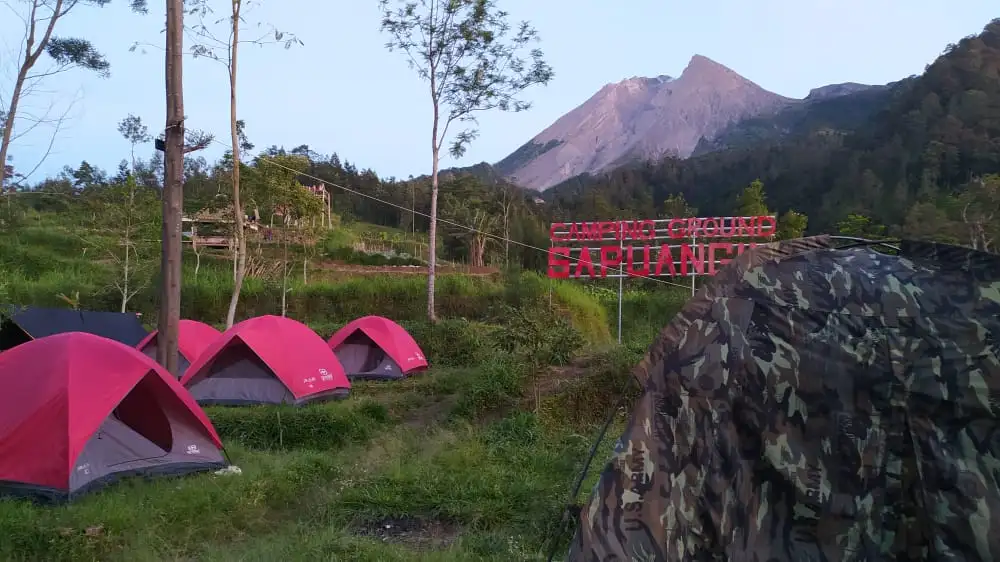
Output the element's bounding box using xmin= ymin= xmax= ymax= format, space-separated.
xmin=568 ymin=235 xmax=1000 ymax=562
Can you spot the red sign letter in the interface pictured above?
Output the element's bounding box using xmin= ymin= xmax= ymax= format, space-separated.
xmin=547 ymin=247 xmax=570 ymax=278
xmin=574 ymin=247 xmax=597 ymax=278
xmin=599 ymin=246 xmax=623 ymax=277
xmin=549 ymin=223 xmax=568 ymax=242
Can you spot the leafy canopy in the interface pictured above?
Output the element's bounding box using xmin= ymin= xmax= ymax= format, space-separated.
xmin=379 ymin=0 xmax=554 ymax=157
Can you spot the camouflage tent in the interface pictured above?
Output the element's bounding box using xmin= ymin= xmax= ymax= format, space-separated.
xmin=568 ymin=235 xmax=1000 ymax=561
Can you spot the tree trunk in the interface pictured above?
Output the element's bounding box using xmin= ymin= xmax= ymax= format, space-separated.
xmin=120 ymin=245 xmax=129 ymax=312
xmin=503 ymin=188 xmax=511 ymax=268
xmin=281 ymin=230 xmax=289 ymax=317
xmin=158 ymin=0 xmax=184 ymax=375
xmin=224 ymin=0 xmax=245 ymax=329
xmin=427 ymin=102 xmax=440 ymax=323
xmin=0 ymin=68 xmax=28 ymax=191
xmin=121 ymin=184 xmax=134 ymax=313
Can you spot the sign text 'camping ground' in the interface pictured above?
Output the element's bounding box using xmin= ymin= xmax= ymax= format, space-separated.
xmin=547 ymin=215 xmax=777 ymax=278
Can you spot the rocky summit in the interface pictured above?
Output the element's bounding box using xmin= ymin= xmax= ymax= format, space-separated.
xmin=494 ymin=55 xmax=793 ymax=191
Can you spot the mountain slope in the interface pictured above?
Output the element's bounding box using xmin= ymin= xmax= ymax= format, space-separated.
xmin=544 ymin=18 xmax=1000 ymax=237
xmin=690 ymin=80 xmax=907 ymax=156
xmin=496 ymin=55 xmax=794 ymax=190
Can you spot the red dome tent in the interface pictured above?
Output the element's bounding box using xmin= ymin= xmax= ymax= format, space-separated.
xmin=327 ymin=316 xmax=428 ymax=380
xmin=0 ymin=332 xmax=226 ymax=502
xmin=180 ymin=315 xmax=350 ymax=405
xmin=136 ymin=319 xmax=221 ymax=376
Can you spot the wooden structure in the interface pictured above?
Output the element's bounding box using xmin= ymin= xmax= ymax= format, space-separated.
xmin=305 ymin=183 xmax=334 ymax=228
xmin=182 ymin=209 xmax=259 ymax=250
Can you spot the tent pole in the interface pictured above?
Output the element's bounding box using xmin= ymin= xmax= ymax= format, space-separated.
xmin=548 ymin=239 xmax=553 ymax=309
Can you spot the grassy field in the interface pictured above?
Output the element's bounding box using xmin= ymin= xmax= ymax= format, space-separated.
xmin=0 ymin=220 xmax=689 ymax=561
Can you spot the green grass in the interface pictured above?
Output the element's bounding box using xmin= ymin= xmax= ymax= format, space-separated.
xmin=0 ymin=356 xmax=635 ymax=561
xmin=0 ymin=219 xmax=688 ymax=561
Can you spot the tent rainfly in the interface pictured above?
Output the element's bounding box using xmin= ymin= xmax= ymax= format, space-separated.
xmin=136 ymin=319 xmax=221 ymax=376
xmin=327 ymin=315 xmax=428 ymax=380
xmin=180 ymin=315 xmax=351 ymax=406
xmin=0 ymin=332 xmax=226 ymax=502
xmin=0 ymin=306 xmax=149 ymax=351
xmin=568 ymin=236 xmax=1000 ymax=561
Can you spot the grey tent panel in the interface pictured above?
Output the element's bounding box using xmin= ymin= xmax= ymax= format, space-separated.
xmin=335 ymin=332 xmax=405 ymax=380
xmin=141 ymin=344 xmax=191 ymax=377
xmin=69 ymin=411 xmax=224 ymax=494
xmin=187 ymin=342 xmax=348 ymax=405
xmin=1 ymin=306 xmax=149 ymax=349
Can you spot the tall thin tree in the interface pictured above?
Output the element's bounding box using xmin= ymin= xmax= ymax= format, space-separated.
xmin=186 ymin=0 xmax=301 ymax=328
xmin=379 ymin=0 xmax=553 ymax=321
xmin=160 ymin=0 xmax=185 ymax=375
xmin=117 ymin=114 xmax=150 ymax=173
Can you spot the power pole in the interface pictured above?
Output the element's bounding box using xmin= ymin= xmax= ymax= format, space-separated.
xmin=158 ymin=0 xmax=185 ymax=375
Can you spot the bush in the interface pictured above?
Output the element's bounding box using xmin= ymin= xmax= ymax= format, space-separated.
xmin=540 ymin=347 xmax=644 ymax=427
xmin=324 ymin=245 xmax=424 ymax=266
xmin=401 ymin=319 xmax=500 ymax=367
xmin=452 ymin=352 xmax=531 ymax=418
xmin=490 ymin=305 xmax=581 ymax=367
xmin=206 ymin=399 xmax=391 ymax=451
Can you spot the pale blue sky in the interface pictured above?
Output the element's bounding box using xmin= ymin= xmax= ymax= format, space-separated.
xmin=1 ymin=1 xmax=996 ymax=184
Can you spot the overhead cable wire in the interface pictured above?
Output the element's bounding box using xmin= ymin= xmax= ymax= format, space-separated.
xmin=238 ymin=143 xmax=702 ymax=291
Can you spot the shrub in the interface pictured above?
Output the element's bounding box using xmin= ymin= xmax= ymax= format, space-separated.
xmin=540 ymin=346 xmax=644 ymax=427
xmin=452 ymin=352 xmax=531 ymax=418
xmin=490 ymin=305 xmax=581 ymax=367
xmin=206 ymin=399 xmax=391 ymax=451
xmin=401 ymin=319 xmax=500 ymax=367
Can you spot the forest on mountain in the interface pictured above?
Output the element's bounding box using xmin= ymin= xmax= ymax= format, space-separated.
xmin=546 ymin=18 xmax=1000 ymax=249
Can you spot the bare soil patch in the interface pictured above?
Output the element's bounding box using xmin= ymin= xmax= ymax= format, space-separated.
xmin=353 ymin=516 xmax=462 ymax=550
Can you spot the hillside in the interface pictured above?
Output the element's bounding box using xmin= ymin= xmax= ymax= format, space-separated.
xmin=0 ymin=189 xmax=695 ymax=560
xmin=492 ymin=55 xmax=794 ymax=191
xmin=689 ymin=79 xmax=907 ymax=155
xmin=546 ymin=18 xmax=1000 ymax=244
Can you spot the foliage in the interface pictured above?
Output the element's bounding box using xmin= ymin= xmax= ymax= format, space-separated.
xmin=660 ymin=193 xmax=696 ymax=218
xmin=776 ymin=209 xmax=808 ymax=240
xmin=379 ymin=0 xmax=554 ymax=321
xmin=836 ymin=213 xmax=887 ymax=239
xmin=117 ymin=113 xmax=150 ymax=169
xmin=378 ymin=0 xmax=554 ymax=158
xmin=736 ymin=179 xmax=770 ymax=217
xmin=439 ymin=175 xmax=502 ymax=266
xmin=540 ymin=346 xmax=643 ymax=426
xmin=0 ymin=0 xmax=149 ymax=188
xmin=206 ymin=399 xmax=391 ymax=451
xmin=84 ymin=175 xmax=161 ymax=311
xmin=247 ymin=154 xmax=324 ymax=222
xmin=490 ymin=305 xmax=581 ymax=366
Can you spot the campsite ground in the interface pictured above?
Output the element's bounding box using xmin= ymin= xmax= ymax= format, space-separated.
xmin=0 ymin=220 xmax=687 ymax=561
